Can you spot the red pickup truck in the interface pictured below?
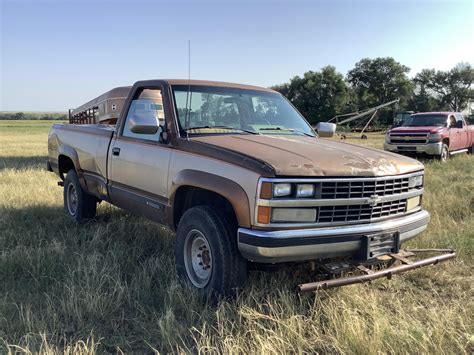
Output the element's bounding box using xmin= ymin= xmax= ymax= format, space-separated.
xmin=384 ymin=112 xmax=474 ymax=161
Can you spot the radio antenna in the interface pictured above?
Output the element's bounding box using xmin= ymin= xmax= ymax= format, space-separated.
xmin=184 ymin=40 xmax=192 ymax=140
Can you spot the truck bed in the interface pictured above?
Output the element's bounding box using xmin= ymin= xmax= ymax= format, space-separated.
xmin=48 ymin=123 xmax=114 ymax=179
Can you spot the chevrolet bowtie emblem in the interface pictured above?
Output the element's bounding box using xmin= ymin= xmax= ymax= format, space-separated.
xmin=367 ymin=195 xmax=382 ymax=207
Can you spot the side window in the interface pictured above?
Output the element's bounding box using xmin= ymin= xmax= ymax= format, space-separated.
xmin=123 ymin=89 xmax=165 ymax=141
xmin=455 ymin=114 xmax=464 ymax=125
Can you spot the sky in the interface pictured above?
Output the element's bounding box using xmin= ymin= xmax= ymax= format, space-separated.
xmin=0 ymin=0 xmax=473 ymax=111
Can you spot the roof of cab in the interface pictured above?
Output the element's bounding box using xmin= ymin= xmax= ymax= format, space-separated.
xmin=412 ymin=111 xmax=459 ymax=116
xmin=135 ymin=79 xmax=277 ymax=93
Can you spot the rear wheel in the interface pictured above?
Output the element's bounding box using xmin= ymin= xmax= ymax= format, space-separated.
xmin=64 ymin=169 xmax=97 ymax=222
xmin=175 ymin=206 xmax=247 ymax=298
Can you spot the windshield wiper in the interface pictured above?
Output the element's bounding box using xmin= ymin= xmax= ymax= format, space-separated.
xmin=185 ymin=125 xmax=258 ymax=134
xmin=259 ymin=126 xmax=294 ymax=131
xmin=259 ymin=127 xmax=316 ymax=137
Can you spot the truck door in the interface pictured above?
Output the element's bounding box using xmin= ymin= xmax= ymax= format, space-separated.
xmin=454 ymin=113 xmax=468 ymax=149
xmin=448 ymin=114 xmax=463 ymax=151
xmin=108 ymin=87 xmax=171 ymax=223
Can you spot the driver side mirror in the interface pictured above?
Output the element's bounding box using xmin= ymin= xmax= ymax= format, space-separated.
xmin=315 ymin=122 xmax=336 ymax=138
xmin=129 ymin=113 xmax=159 ymax=134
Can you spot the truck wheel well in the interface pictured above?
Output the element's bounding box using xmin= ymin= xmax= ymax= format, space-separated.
xmin=173 ymin=186 xmax=237 ymax=230
xmin=58 ymin=155 xmax=75 ymax=179
xmin=442 ymin=138 xmax=449 ymax=147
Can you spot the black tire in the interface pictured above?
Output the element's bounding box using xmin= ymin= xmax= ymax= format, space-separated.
xmin=63 ymin=169 xmax=97 ymax=222
xmin=468 ymin=144 xmax=474 ymax=154
xmin=175 ymin=206 xmax=247 ymax=298
xmin=438 ymin=143 xmax=449 ymax=162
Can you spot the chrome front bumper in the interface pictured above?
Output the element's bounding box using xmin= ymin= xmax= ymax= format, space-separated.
xmin=238 ymin=210 xmax=430 ymax=263
xmin=384 ymin=142 xmax=442 ymax=155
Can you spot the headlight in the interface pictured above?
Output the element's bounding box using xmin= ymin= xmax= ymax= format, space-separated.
xmin=428 ymin=133 xmax=441 ymax=143
xmin=273 ymin=183 xmax=292 ymax=197
xmin=408 ymin=175 xmax=423 ymax=188
xmin=385 ymin=134 xmax=390 ymax=143
xmin=296 ymin=184 xmax=314 ymax=197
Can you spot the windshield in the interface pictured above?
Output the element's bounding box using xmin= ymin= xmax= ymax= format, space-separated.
xmin=172 ymin=85 xmax=315 ymax=136
xmin=402 ymin=114 xmax=447 ymax=127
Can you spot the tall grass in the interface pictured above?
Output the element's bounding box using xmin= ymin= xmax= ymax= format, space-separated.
xmin=1 ymin=121 xmax=473 ymax=353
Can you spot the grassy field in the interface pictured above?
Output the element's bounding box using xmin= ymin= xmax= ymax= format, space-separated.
xmin=1 ymin=121 xmax=473 ymax=354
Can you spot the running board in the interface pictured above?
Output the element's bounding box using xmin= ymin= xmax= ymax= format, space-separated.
xmin=297 ymin=249 xmax=456 ymax=292
xmin=450 ymin=149 xmax=468 ymax=155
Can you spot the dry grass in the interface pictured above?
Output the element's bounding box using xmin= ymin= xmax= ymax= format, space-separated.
xmin=1 ymin=121 xmax=473 ymax=353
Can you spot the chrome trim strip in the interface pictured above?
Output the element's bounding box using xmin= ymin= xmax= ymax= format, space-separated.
xmin=258 ymin=188 xmax=423 ymax=207
xmin=450 ymin=149 xmax=468 ymax=155
xmin=259 ymin=171 xmax=423 ymax=184
xmin=389 ymin=133 xmax=429 ymax=135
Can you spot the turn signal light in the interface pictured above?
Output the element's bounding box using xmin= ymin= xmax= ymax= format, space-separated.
xmin=257 ymin=206 xmax=271 ymax=224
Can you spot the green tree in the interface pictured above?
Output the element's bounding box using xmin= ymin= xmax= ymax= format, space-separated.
xmin=272 ymin=66 xmax=350 ymax=124
xmin=413 ymin=63 xmax=473 ymax=111
xmin=347 ymin=57 xmax=413 ymax=123
xmin=13 ymin=112 xmax=25 ymax=120
xmin=409 ymin=69 xmax=441 ymax=111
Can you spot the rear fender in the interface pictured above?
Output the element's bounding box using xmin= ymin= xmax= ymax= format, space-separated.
xmin=57 ymin=145 xmax=87 ymax=191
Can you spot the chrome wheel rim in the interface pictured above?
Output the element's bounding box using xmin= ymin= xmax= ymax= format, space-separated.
xmin=67 ymin=183 xmax=78 ymax=215
xmin=441 ymin=147 xmax=448 ymax=161
xmin=183 ymin=229 xmax=212 ymax=288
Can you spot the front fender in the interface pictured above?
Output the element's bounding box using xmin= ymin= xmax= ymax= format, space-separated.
xmin=170 ymin=169 xmax=252 ymax=228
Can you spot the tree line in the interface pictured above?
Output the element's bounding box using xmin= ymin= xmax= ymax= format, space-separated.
xmin=272 ymin=57 xmax=473 ymax=125
xmin=0 ymin=112 xmax=68 ymax=120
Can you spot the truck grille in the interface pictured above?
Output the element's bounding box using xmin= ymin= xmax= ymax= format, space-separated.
xmin=318 ymin=177 xmax=410 ymax=199
xmin=317 ymin=199 xmax=407 ymax=223
xmin=391 ymin=138 xmax=426 ymax=144
xmin=389 ymin=133 xmax=428 ymax=144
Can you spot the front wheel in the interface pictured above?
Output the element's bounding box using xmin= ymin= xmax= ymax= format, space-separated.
xmin=438 ymin=143 xmax=449 ymax=162
xmin=64 ymin=169 xmax=97 ymax=222
xmin=175 ymin=206 xmax=247 ymax=298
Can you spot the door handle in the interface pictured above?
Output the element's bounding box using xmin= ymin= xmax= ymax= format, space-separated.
xmin=112 ymin=147 xmax=121 ymax=156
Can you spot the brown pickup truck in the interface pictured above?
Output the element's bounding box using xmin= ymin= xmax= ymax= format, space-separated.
xmin=384 ymin=112 xmax=474 ymax=161
xmin=48 ymin=79 xmax=430 ymax=296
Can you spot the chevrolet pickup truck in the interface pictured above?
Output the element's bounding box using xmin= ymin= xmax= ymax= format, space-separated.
xmin=48 ymin=80 xmax=430 ymax=296
xmin=384 ymin=112 xmax=474 ymax=161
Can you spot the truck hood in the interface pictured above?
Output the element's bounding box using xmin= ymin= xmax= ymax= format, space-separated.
xmin=191 ymin=135 xmax=424 ymax=177
xmin=390 ymin=126 xmax=446 ymax=134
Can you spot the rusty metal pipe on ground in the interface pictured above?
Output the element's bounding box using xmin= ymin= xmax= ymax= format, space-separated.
xmin=297 ymin=251 xmax=456 ymax=293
